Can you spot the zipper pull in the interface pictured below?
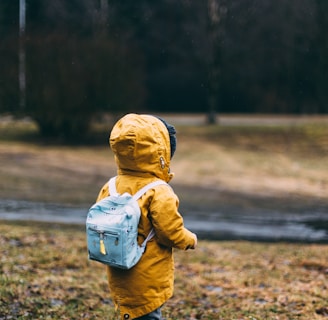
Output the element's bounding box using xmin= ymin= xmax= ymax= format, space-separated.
xmin=99 ymin=233 xmax=106 ymax=255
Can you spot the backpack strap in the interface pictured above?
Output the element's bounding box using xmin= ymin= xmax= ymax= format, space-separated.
xmin=132 ymin=179 xmax=167 ymax=201
xmin=140 ymin=228 xmax=156 ymax=252
xmin=108 ymin=176 xmax=168 ymax=249
xmin=108 ymin=176 xmax=167 ymax=199
xmin=134 ymin=179 xmax=168 ymax=248
xmin=108 ymin=176 xmax=118 ymax=195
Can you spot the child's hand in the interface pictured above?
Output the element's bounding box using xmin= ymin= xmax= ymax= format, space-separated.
xmin=191 ymin=233 xmax=198 ymax=249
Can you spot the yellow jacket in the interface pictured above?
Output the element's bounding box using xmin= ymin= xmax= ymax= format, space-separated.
xmin=96 ymin=114 xmax=196 ymax=319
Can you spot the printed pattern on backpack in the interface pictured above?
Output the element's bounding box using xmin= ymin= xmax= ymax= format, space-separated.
xmin=86 ymin=177 xmax=167 ymax=269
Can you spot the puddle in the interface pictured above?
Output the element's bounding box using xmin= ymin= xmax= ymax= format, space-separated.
xmin=0 ymin=199 xmax=327 ymax=243
xmin=184 ymin=210 xmax=328 ymax=242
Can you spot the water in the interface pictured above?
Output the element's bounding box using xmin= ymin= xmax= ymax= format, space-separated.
xmin=0 ymin=199 xmax=327 ymax=243
xmin=184 ymin=209 xmax=328 ymax=242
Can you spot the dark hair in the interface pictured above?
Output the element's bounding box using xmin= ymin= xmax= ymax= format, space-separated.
xmin=156 ymin=117 xmax=177 ymax=159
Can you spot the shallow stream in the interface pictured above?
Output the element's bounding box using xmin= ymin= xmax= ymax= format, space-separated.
xmin=1 ymin=199 xmax=327 ymax=243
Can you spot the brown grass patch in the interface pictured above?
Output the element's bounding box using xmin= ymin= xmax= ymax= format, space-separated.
xmin=0 ymin=117 xmax=327 ymax=208
xmin=0 ymin=221 xmax=327 ymax=319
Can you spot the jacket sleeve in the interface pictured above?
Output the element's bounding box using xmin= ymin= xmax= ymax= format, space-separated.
xmin=148 ymin=185 xmax=196 ymax=250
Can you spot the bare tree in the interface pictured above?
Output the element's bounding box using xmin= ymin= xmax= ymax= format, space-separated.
xmin=19 ymin=0 xmax=26 ymax=112
xmin=206 ymin=0 xmax=227 ymax=124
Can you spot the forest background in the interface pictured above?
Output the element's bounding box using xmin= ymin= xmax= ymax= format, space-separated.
xmin=1 ymin=0 xmax=328 ymax=140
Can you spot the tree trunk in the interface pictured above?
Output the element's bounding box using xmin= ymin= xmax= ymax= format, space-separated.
xmin=206 ymin=0 xmax=227 ymax=124
xmin=19 ymin=0 xmax=26 ymax=113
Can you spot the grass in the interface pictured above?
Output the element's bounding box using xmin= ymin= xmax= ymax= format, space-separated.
xmin=0 ymin=114 xmax=328 ymax=319
xmin=0 ymin=221 xmax=327 ymax=319
xmin=174 ymin=122 xmax=328 ymax=199
xmin=0 ymin=115 xmax=327 ymax=207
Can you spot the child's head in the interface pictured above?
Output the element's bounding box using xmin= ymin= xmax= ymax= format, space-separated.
xmin=109 ymin=113 xmax=176 ymax=182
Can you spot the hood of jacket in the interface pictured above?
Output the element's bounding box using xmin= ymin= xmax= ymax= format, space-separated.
xmin=109 ymin=113 xmax=173 ymax=182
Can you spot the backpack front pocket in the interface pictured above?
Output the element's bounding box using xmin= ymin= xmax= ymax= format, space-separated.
xmin=87 ymin=227 xmax=123 ymax=266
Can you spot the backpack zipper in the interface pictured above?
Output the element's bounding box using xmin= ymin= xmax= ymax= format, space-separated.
xmin=89 ymin=227 xmax=120 ymax=254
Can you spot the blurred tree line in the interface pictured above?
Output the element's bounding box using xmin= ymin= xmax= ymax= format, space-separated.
xmin=0 ymin=0 xmax=327 ymax=139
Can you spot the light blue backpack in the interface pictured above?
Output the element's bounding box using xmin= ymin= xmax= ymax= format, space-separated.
xmin=86 ymin=177 xmax=167 ymax=269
